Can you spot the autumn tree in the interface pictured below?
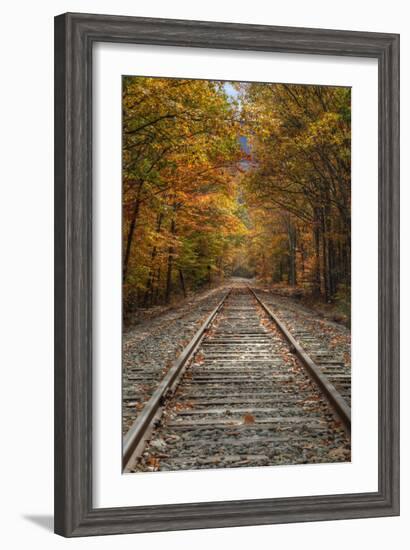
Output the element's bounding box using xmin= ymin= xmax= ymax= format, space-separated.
xmin=122 ymin=77 xmax=247 ymax=315
xmin=240 ymin=83 xmax=351 ymax=303
xmin=122 ymin=77 xmax=351 ymax=320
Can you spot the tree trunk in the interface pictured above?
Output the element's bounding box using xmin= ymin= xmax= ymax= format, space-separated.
xmin=299 ymin=241 xmax=305 ymax=280
xmin=153 ymin=267 xmax=161 ymax=305
xmin=165 ymin=218 xmax=176 ymax=304
xmin=143 ymin=213 xmax=163 ymax=306
xmin=123 ymin=180 xmax=143 ymax=283
xmin=287 ymin=222 xmax=297 ymax=286
xmin=179 ymin=269 xmax=187 ymax=297
xmin=324 ymin=203 xmax=336 ymax=300
xmin=312 ymin=208 xmax=321 ymax=296
xmin=320 ymin=208 xmax=330 ymax=302
xmin=328 ymin=237 xmax=336 ymax=298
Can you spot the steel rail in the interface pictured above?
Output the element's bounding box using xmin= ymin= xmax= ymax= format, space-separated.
xmin=123 ymin=288 xmax=232 ymax=470
xmin=249 ymin=287 xmax=351 ymax=432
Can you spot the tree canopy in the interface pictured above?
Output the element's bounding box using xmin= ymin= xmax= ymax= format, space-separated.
xmin=122 ymin=77 xmax=351 ymax=318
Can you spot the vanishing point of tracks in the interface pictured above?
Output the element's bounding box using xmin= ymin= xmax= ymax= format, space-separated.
xmin=123 ymin=286 xmax=351 ymax=472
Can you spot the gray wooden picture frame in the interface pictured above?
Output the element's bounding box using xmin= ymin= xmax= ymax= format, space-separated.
xmin=54 ymin=12 xmax=400 ymax=537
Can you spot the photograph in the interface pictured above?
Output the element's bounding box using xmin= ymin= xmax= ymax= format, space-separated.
xmin=121 ymin=76 xmax=352 ymax=473
xmin=52 ymin=10 xmax=399 ymax=538
xmin=0 ymin=0 xmax=403 ymax=542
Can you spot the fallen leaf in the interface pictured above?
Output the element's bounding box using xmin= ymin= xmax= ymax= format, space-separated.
xmin=195 ymin=353 xmax=205 ymax=364
xmin=243 ymin=413 xmax=255 ymax=425
xmin=146 ymin=457 xmax=160 ymax=470
xmin=174 ymin=401 xmax=193 ymax=411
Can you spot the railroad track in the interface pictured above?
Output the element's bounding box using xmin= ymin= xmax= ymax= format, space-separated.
xmin=251 ymin=289 xmax=351 ymax=407
xmin=123 ymin=286 xmax=351 ymax=472
xmin=122 ymin=286 xmax=230 ymax=433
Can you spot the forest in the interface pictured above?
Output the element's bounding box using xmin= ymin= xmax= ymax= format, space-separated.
xmin=122 ymin=77 xmax=351 ymax=319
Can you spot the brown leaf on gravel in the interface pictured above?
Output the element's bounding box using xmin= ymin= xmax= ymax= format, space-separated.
xmin=243 ymin=413 xmax=255 ymax=424
xmin=146 ymin=457 xmax=160 ymax=470
xmin=174 ymin=401 xmax=193 ymax=411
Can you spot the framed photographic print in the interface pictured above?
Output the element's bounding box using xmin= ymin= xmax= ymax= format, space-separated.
xmin=54 ymin=13 xmax=400 ymax=536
